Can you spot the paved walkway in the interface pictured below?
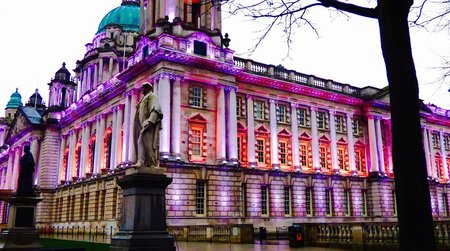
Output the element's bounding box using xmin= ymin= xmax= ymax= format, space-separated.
xmin=174 ymin=241 xmax=350 ymax=251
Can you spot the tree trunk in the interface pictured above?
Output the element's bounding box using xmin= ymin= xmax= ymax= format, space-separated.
xmin=378 ymin=0 xmax=436 ymax=250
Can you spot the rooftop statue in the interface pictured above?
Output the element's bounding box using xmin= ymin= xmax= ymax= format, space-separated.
xmin=133 ymin=83 xmax=163 ymax=170
xmin=16 ymin=145 xmax=36 ymax=197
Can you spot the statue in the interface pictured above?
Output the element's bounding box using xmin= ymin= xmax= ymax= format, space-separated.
xmin=133 ymin=83 xmax=163 ymax=169
xmin=16 ymin=145 xmax=36 ymax=197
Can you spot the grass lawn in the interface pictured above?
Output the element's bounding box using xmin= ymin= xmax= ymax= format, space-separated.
xmin=40 ymin=238 xmax=109 ymax=251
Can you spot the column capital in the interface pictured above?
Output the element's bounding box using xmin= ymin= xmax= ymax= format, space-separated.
xmin=224 ymin=85 xmax=238 ymax=92
xmin=246 ymin=94 xmax=254 ymax=100
xmin=311 ymin=105 xmax=319 ymax=112
xmin=290 ymin=103 xmax=298 ymax=108
xmin=328 ymin=109 xmax=336 ymax=115
xmin=269 ymin=98 xmax=277 ymax=104
xmin=28 ymin=136 xmax=42 ymax=143
xmin=154 ymin=71 xmax=182 ymax=81
xmin=346 ymin=112 xmax=354 ymax=118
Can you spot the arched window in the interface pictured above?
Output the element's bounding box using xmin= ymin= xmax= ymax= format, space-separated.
xmin=104 ymin=127 xmax=113 ymax=171
xmin=88 ymin=134 xmax=96 ymax=176
xmin=74 ymin=139 xmax=82 ymax=178
xmin=62 ymin=146 xmax=69 ymax=182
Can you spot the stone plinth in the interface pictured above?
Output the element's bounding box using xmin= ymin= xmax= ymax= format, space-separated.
xmin=0 ymin=196 xmax=43 ymax=249
xmin=110 ymin=171 xmax=175 ymax=251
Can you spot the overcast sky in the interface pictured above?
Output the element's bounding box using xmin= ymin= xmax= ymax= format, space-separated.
xmin=0 ymin=0 xmax=448 ymax=114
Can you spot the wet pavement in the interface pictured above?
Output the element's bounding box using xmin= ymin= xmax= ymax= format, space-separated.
xmin=174 ymin=240 xmax=349 ymax=251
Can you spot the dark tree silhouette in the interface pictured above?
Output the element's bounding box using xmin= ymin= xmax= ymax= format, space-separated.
xmin=215 ymin=0 xmax=438 ymax=250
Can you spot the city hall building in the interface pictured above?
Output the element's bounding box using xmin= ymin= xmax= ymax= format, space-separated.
xmin=0 ymin=0 xmax=449 ymax=234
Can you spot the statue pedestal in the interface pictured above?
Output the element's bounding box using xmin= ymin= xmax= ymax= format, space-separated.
xmin=0 ymin=196 xmax=43 ymax=249
xmin=110 ymin=171 xmax=175 ymax=251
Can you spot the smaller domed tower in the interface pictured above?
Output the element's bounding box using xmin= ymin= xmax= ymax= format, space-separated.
xmin=5 ymin=88 xmax=22 ymax=121
xmin=48 ymin=63 xmax=77 ymax=108
xmin=25 ymin=89 xmax=47 ymax=113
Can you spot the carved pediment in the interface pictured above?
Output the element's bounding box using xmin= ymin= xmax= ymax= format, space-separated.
xmin=9 ymin=113 xmax=31 ymax=139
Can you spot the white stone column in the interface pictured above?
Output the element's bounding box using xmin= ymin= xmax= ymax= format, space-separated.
xmin=87 ymin=66 xmax=92 ymax=92
xmin=375 ymin=118 xmax=386 ymax=175
xmin=95 ymin=115 xmax=106 ymax=174
xmin=93 ymin=63 xmax=98 ymax=87
xmin=5 ymin=150 xmax=14 ymax=189
xmin=11 ymin=147 xmax=21 ymax=190
xmin=128 ymin=89 xmax=139 ymax=163
xmin=385 ymin=119 xmax=394 ymax=174
xmin=329 ymin=109 xmax=338 ymax=174
xmin=30 ymin=137 xmax=40 ymax=185
xmin=67 ymin=131 xmax=76 ymax=180
xmin=216 ymin=85 xmax=227 ymax=163
xmin=110 ymin=107 xmax=118 ymax=169
xmin=81 ymin=70 xmax=87 ymax=95
xmin=1 ymin=168 xmax=6 ymax=189
xmin=423 ymin=127 xmax=432 ymax=177
xmin=171 ymin=77 xmax=182 ymax=160
xmin=57 ymin=135 xmax=67 ymax=181
xmin=0 ymin=128 xmax=5 ymax=146
xmin=122 ymin=92 xmax=132 ymax=163
xmin=228 ymin=86 xmax=238 ymax=164
xmin=439 ymin=131 xmax=449 ymax=180
xmin=291 ymin=103 xmax=300 ymax=170
xmin=115 ymin=104 xmax=124 ymax=166
xmin=367 ymin=115 xmax=380 ymax=173
xmin=146 ymin=0 xmax=154 ymax=31
xmin=311 ymin=106 xmax=320 ymax=171
xmin=247 ymin=95 xmax=256 ymax=168
xmin=430 ymin=131 xmax=437 ymax=178
xmin=79 ymin=123 xmax=89 ymax=177
xmin=158 ymin=75 xmax=171 ymax=159
xmin=98 ymin=57 xmax=104 ymax=84
xmin=346 ymin=113 xmax=356 ymax=175
xmin=269 ymin=99 xmax=279 ymax=169
xmin=108 ymin=57 xmax=114 ymax=80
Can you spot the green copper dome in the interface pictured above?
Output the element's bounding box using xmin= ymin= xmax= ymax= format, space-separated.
xmin=96 ymin=1 xmax=140 ymax=34
xmin=6 ymin=88 xmax=22 ymax=109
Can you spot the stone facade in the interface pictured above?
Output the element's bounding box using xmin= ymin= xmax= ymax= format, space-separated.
xmin=0 ymin=0 xmax=449 ymax=235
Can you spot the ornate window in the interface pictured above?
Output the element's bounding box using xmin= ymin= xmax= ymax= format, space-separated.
xmin=317 ymin=110 xmax=329 ymax=131
xmin=337 ymin=138 xmax=349 ymax=172
xmin=319 ymin=135 xmax=331 ymax=171
xmin=74 ymin=139 xmax=82 ymax=178
xmin=254 ymin=99 xmax=268 ymax=121
xmin=236 ymin=95 xmax=246 ymax=118
xmin=196 ymin=181 xmax=206 ymax=216
xmin=188 ymin=114 xmax=207 ymax=162
xmin=276 ymin=103 xmax=290 ymax=124
xmin=256 ymin=139 xmax=265 ymax=164
xmin=255 ymin=125 xmax=271 ymax=167
xmin=297 ymin=107 xmax=310 ymax=127
xmin=432 ymin=132 xmax=441 ymax=149
xmin=237 ymin=122 xmax=248 ymax=165
xmin=305 ymin=187 xmax=313 ymax=216
xmin=189 ymin=86 xmax=206 ymax=108
xmin=284 ymin=187 xmax=292 ymax=216
xmin=103 ymin=127 xmax=113 ymax=171
xmin=445 ymin=135 xmax=450 ymax=150
xmin=335 ymin=113 xmax=346 ymax=133
xmin=278 ymin=129 xmax=292 ymax=167
xmin=435 ymin=153 xmax=444 ymax=179
xmin=62 ymin=146 xmax=69 ymax=182
xmin=88 ymin=135 xmax=96 ymax=175
xmin=299 ymin=132 xmax=313 ymax=170
xmin=352 ymin=118 xmax=363 ymax=136
xmin=261 ymin=186 xmax=269 ymax=216
xmin=355 ymin=141 xmax=367 ymax=174
xmin=325 ymin=188 xmax=333 ymax=216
